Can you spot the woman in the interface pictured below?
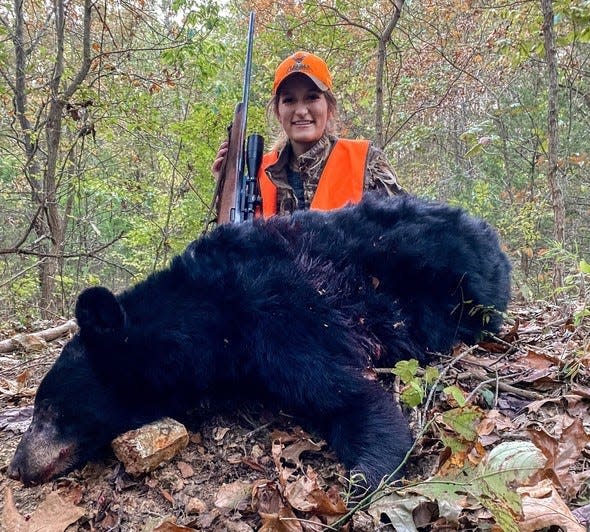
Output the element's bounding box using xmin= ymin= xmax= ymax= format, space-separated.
xmin=212 ymin=51 xmax=403 ymax=217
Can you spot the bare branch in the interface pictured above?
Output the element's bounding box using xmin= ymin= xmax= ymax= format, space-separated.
xmin=0 ymin=232 xmax=125 ymax=258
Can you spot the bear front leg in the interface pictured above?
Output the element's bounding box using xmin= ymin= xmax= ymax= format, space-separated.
xmin=259 ymin=353 xmax=412 ymax=491
xmin=324 ymin=379 xmax=413 ymax=491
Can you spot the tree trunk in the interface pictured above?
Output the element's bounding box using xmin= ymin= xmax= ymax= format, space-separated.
xmin=375 ymin=0 xmax=404 ymax=149
xmin=10 ymin=0 xmax=93 ymax=317
xmin=540 ymin=0 xmax=566 ymax=288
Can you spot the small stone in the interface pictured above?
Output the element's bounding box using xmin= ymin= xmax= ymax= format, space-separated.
xmin=111 ymin=417 xmax=188 ymax=475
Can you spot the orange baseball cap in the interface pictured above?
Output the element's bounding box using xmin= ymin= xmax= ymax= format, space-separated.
xmin=272 ymin=51 xmax=333 ymax=94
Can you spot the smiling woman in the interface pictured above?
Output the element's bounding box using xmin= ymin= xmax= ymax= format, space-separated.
xmin=212 ymin=51 xmax=404 ymax=217
xmin=275 ymin=75 xmax=330 ymax=157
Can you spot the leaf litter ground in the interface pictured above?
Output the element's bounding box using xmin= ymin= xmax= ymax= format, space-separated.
xmin=0 ymin=298 xmax=589 ymax=531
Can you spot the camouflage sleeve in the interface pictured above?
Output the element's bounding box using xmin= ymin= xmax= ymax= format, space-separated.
xmin=364 ymin=144 xmax=405 ymax=196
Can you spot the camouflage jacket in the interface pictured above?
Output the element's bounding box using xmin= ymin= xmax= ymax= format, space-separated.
xmin=263 ymin=134 xmax=404 ymax=216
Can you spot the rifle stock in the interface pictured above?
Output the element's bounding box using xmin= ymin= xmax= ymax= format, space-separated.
xmin=216 ymin=103 xmax=245 ymax=224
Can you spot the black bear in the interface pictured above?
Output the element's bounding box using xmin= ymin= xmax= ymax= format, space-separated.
xmin=8 ymin=194 xmax=511 ymax=489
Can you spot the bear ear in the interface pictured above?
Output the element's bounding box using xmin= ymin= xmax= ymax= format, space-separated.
xmin=75 ymin=286 xmax=125 ymax=337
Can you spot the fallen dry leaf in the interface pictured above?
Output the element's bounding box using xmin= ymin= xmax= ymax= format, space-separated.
xmin=2 ymin=488 xmax=27 ymax=531
xmin=0 ymin=405 xmax=33 ymax=433
xmin=213 ymin=426 xmax=230 ymax=441
xmin=476 ymin=409 xmax=515 ymax=436
xmin=177 ymin=460 xmax=194 ymax=478
xmin=0 ymin=377 xmax=36 ymax=397
xmin=242 ymin=456 xmax=267 ymax=473
xmin=284 ymin=468 xmax=346 ymax=516
xmin=518 ymin=479 xmax=585 ymax=532
xmin=3 ymin=487 xmax=85 ymax=532
xmin=253 ymin=480 xmax=303 ymax=532
xmin=272 ymin=440 xmax=298 ymax=487
xmin=259 ymin=509 xmax=303 ymax=532
xmin=214 ymin=480 xmax=252 ymax=510
xmin=159 ymin=487 xmax=175 ymax=505
xmin=572 ymin=502 xmax=590 ymax=526
xmin=154 ymin=519 xmax=198 ymax=531
xmin=280 ymin=438 xmax=324 ymax=469
xmin=528 ymin=417 xmax=590 ymax=497
xmin=13 ymin=333 xmax=47 ymax=353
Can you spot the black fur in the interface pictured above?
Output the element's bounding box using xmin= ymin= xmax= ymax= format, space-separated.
xmin=9 ymin=194 xmax=511 ymax=488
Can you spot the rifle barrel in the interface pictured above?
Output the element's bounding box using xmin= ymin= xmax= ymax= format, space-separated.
xmin=234 ymin=11 xmax=256 ymax=222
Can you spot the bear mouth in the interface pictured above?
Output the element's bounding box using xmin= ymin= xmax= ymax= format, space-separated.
xmin=10 ymin=440 xmax=79 ymax=487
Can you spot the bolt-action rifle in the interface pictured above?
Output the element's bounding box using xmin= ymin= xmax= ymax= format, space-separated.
xmin=214 ymin=12 xmax=264 ymax=224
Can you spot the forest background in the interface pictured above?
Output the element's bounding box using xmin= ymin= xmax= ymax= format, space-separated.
xmin=0 ymin=0 xmax=589 ymax=322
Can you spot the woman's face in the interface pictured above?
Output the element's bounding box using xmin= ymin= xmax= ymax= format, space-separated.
xmin=275 ymin=74 xmax=331 ymax=156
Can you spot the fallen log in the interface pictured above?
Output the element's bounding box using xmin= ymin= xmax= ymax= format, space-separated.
xmin=0 ymin=320 xmax=78 ymax=354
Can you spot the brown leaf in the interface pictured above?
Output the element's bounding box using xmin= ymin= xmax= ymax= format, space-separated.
xmin=517 ymin=479 xmax=585 ymax=532
xmin=270 ymin=429 xmax=300 ymax=444
xmin=15 ymin=369 xmax=31 ymax=385
xmin=2 ymin=488 xmax=27 ymax=531
xmin=554 ymin=418 xmax=590 ymax=496
xmin=2 ymin=488 xmax=85 ymax=532
xmin=177 ymin=461 xmax=194 ymax=478
xmin=159 ymin=487 xmax=175 ymax=505
xmin=570 ymin=383 xmax=590 ymax=399
xmin=259 ymin=509 xmax=303 ymax=532
xmin=242 ymin=456 xmax=267 ymax=473
xmin=253 ymin=479 xmax=282 ymax=515
xmin=284 ymin=469 xmax=346 ymax=516
xmin=572 ymin=502 xmax=590 ymax=526
xmin=477 ymin=340 xmax=509 ymax=353
xmin=154 ymin=519 xmax=197 ymax=531
xmin=527 ymin=350 xmax=560 ymax=367
xmin=253 ymin=480 xmax=303 ymax=532
xmin=528 ymin=418 xmax=590 ymax=497
xmin=214 ymin=480 xmax=252 ymax=510
xmin=213 ymin=426 xmax=230 ymax=442
xmin=272 ymin=440 xmax=297 ymax=487
xmin=476 ymin=409 xmax=514 ymax=437
xmin=14 ymin=332 xmax=47 ymax=353
xmin=501 ymin=318 xmax=520 ymax=343
xmin=0 ymin=405 xmax=33 ymax=432
xmin=0 ymin=377 xmax=36 ymax=397
xmin=280 ymin=439 xmax=324 ymax=469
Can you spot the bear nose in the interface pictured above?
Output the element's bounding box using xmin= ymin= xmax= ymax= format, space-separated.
xmin=7 ymin=463 xmax=22 ymax=481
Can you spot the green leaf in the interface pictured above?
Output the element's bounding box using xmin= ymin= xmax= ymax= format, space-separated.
xmin=393 ymin=359 xmax=420 ymax=384
xmin=442 ymin=385 xmax=467 ymax=407
xmin=481 ymin=441 xmax=546 ymax=484
xmin=401 ymin=380 xmax=424 ymax=408
xmin=579 ymin=259 xmax=590 ymax=274
xmin=464 ymin=143 xmax=484 ymax=158
xmin=574 ymin=308 xmax=590 ymax=326
xmin=439 ymin=433 xmax=470 ymax=455
xmin=470 ymin=440 xmax=546 ymax=526
xmin=424 ymin=366 xmax=440 ymax=385
xmin=479 ymin=388 xmax=496 ymax=407
xmin=441 ymin=406 xmax=482 ymax=441
xmin=411 ymin=441 xmax=546 ymax=532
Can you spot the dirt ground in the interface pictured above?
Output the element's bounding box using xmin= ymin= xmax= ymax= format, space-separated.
xmin=1 ymin=299 xmax=589 ymax=531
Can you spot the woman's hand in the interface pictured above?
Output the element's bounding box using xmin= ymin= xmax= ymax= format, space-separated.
xmin=211 ymin=141 xmax=229 ymax=181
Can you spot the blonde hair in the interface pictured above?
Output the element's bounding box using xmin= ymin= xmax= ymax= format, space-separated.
xmin=266 ymin=90 xmax=339 ymax=153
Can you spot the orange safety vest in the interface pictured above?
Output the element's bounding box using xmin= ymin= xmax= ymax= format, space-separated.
xmin=257 ymin=139 xmax=370 ymax=218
